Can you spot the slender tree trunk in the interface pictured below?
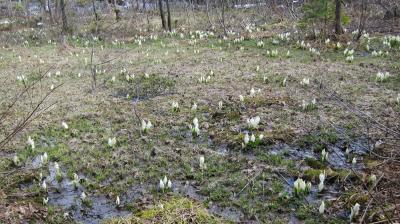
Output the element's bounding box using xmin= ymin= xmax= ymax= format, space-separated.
xmin=158 ymin=0 xmax=167 ymax=30
xmin=356 ymin=0 xmax=367 ymax=40
xmin=142 ymin=0 xmax=146 ymax=11
xmin=59 ymin=0 xmax=68 ymax=34
xmin=166 ymin=0 xmax=172 ymax=31
xmin=47 ymin=0 xmax=53 ymax=23
xmin=335 ymin=0 xmax=343 ymax=35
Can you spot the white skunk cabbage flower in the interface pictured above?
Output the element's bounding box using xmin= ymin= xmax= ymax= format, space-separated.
xmin=300 ymin=78 xmax=310 ymax=86
xmin=247 ymin=116 xmax=260 ymax=129
xmin=191 ymin=103 xmax=197 ymax=111
xmin=27 ymin=136 xmax=35 ymax=150
xmin=159 ymin=179 xmax=165 ymax=190
xmin=349 ymin=203 xmax=360 ymax=220
xmin=141 ymin=119 xmax=152 ymax=133
xmin=319 ymin=201 xmax=325 ymax=214
xmin=167 ymin=180 xmax=172 ymax=189
xmin=239 ymin=95 xmax=244 ymax=102
xmin=41 ymin=180 xmax=47 ymax=191
xmin=318 ymin=171 xmax=325 ymax=192
xmin=244 ymin=133 xmax=250 ymax=145
xmin=250 ymin=88 xmax=256 ymax=97
xmin=41 ymin=152 xmax=48 ymax=165
xmin=43 ymin=197 xmax=49 ymax=205
xmin=250 ymin=133 xmax=256 ymax=142
xmin=61 ymin=121 xmax=68 ymax=129
xmin=294 ymin=178 xmax=306 ymax=194
xmin=13 ymin=155 xmax=20 ymax=166
xmin=171 ymin=101 xmax=179 ymax=112
xmin=81 ymin=192 xmax=87 ymax=201
xmin=199 ymin=156 xmax=206 ymax=170
xmin=321 ymin=149 xmax=329 ymax=162
xmin=218 ymin=101 xmax=223 ymax=110
xmin=108 ymin=137 xmax=116 ymax=147
xmin=352 ymin=157 xmax=357 ymax=165
xmin=259 ymin=134 xmax=264 ymax=141
xmin=116 ymin=196 xmax=120 ymax=206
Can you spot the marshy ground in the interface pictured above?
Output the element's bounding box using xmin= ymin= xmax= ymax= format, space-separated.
xmin=0 ymin=20 xmax=400 ymax=223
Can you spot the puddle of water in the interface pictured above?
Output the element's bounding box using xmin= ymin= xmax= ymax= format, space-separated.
xmin=268 ymin=140 xmax=367 ymax=170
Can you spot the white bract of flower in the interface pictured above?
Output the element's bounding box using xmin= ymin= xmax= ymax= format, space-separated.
xmin=171 ymin=101 xmax=179 ymax=111
xmin=13 ymin=155 xmax=20 ymax=166
xmin=250 ymin=133 xmax=256 ymax=142
xmin=375 ymin=71 xmax=390 ymax=82
xmin=27 ymin=136 xmax=35 ymax=150
xmin=352 ymin=157 xmax=357 ymax=165
xmin=199 ymin=156 xmax=206 ymax=170
xmin=259 ymin=134 xmax=264 ymax=141
xmin=191 ymin=117 xmax=200 ymax=136
xmin=369 ymin=174 xmax=377 ymax=185
xmin=239 ymin=95 xmax=244 ymax=102
xmin=318 ymin=171 xmax=325 ymax=192
xmin=282 ymin=78 xmax=287 ymax=87
xmin=321 ymin=149 xmax=329 ymax=162
xmin=141 ymin=119 xmax=152 ymax=133
xmin=294 ymin=177 xmax=307 ymax=195
xmin=397 ymin=94 xmax=400 ymax=104
xmin=41 ymin=180 xmax=47 ymax=191
xmin=116 ymin=196 xmax=120 ymax=206
xmin=61 ymin=121 xmax=68 ymax=129
xmin=191 ymin=103 xmax=197 ymax=111
xmin=81 ymin=192 xmax=87 ymax=201
xmin=40 ymin=152 xmax=48 ymax=165
xmin=218 ymin=101 xmax=223 ymax=109
xmin=247 ymin=116 xmax=260 ymax=129
xmin=43 ymin=197 xmax=49 ymax=205
xmin=349 ymin=203 xmax=360 ymax=220
xmin=319 ymin=201 xmax=325 ymax=214
xmin=108 ymin=137 xmax=116 ymax=147
xmin=300 ymin=78 xmax=310 ymax=86
xmin=244 ymin=133 xmax=250 ymax=145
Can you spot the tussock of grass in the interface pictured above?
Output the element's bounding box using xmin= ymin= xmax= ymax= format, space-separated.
xmin=106 ymin=197 xmax=229 ymax=224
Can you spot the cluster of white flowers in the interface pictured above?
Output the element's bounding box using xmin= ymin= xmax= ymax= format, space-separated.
xmin=126 ymin=73 xmax=135 ymax=82
xmin=297 ymin=40 xmax=310 ymax=49
xmin=198 ymin=75 xmax=211 ymax=83
xmin=301 ymin=99 xmax=316 ymax=111
xmin=383 ymin=35 xmax=400 ymax=49
xmin=325 ymin=39 xmax=330 ymax=45
xmin=371 ymin=50 xmax=388 ymax=57
xmin=243 ymin=132 xmax=264 ymax=147
xmin=247 ymin=116 xmax=260 ymax=129
xmin=249 ymin=88 xmax=261 ymax=97
xmin=278 ymin=32 xmax=291 ymax=42
xmin=72 ymin=173 xmax=79 ymax=189
xmin=159 ymin=176 xmax=172 ymax=191
xmin=257 ymin=40 xmax=264 ymax=47
xmin=17 ymin=75 xmax=27 ymax=82
xmin=233 ymin=36 xmax=245 ymax=43
xmin=141 ymin=119 xmax=152 ymax=133
xmin=294 ymin=177 xmax=311 ymax=195
xmin=108 ymin=137 xmax=116 ymax=147
xmin=266 ymin=49 xmax=278 ymax=57
xmin=344 ymin=48 xmax=354 ymax=62
xmin=40 ymin=152 xmax=48 ymax=166
xmin=309 ymin=47 xmax=320 ymax=55
xmin=375 ymin=71 xmax=390 ymax=82
xmin=300 ymin=78 xmax=310 ymax=86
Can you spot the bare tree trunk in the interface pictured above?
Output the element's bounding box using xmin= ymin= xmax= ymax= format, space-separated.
xmin=205 ymin=0 xmax=214 ymax=29
xmin=166 ymin=0 xmax=172 ymax=31
xmin=142 ymin=0 xmax=146 ymax=11
xmin=219 ymin=0 xmax=227 ymax=36
xmin=47 ymin=0 xmax=53 ymax=23
xmin=356 ymin=0 xmax=367 ymax=40
xmin=158 ymin=0 xmax=167 ymax=30
xmin=335 ymin=0 xmax=343 ymax=35
xmin=59 ymin=0 xmax=68 ymax=34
